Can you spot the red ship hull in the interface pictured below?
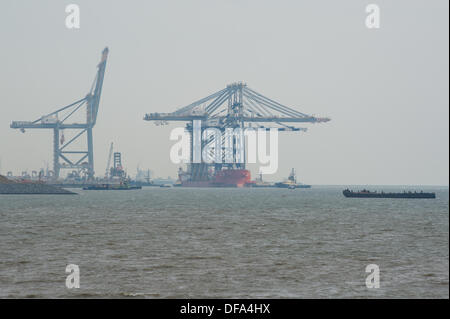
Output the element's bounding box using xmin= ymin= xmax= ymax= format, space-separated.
xmin=213 ymin=169 xmax=251 ymax=187
xmin=177 ymin=169 xmax=251 ymax=188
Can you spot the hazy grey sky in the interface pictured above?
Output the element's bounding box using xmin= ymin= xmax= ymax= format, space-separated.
xmin=0 ymin=0 xmax=448 ymax=185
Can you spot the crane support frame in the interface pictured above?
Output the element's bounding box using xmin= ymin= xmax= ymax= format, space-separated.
xmin=10 ymin=48 xmax=109 ymax=180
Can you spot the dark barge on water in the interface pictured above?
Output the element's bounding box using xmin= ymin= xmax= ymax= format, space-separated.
xmin=343 ymin=189 xmax=436 ymax=199
xmin=83 ymin=184 xmax=142 ymax=190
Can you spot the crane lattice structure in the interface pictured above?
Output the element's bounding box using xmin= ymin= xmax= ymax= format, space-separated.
xmin=105 ymin=142 xmax=114 ymax=179
xmin=144 ymin=82 xmax=330 ymax=181
xmin=11 ymin=48 xmax=109 ymax=180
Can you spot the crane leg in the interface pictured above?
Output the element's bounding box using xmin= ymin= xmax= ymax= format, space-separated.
xmin=87 ymin=127 xmax=94 ymax=180
xmin=53 ymin=127 xmax=60 ymax=179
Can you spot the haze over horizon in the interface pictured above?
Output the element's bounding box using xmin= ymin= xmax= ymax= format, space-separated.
xmin=0 ymin=0 xmax=448 ymax=185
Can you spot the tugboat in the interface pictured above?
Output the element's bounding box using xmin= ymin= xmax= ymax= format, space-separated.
xmin=343 ymin=189 xmax=435 ymax=199
xmin=275 ymin=168 xmax=311 ymax=189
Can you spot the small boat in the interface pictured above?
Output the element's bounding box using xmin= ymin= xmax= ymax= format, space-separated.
xmin=343 ymin=189 xmax=435 ymax=199
xmin=246 ymin=173 xmax=275 ymax=188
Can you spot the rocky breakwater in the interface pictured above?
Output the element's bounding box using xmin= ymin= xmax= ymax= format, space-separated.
xmin=0 ymin=175 xmax=77 ymax=195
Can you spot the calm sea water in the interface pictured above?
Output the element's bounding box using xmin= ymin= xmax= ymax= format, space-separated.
xmin=0 ymin=186 xmax=448 ymax=298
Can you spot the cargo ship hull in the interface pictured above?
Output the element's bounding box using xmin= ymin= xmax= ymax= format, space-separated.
xmin=343 ymin=190 xmax=435 ymax=199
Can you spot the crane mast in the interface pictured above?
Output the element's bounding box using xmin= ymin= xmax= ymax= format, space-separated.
xmin=105 ymin=142 xmax=114 ymax=179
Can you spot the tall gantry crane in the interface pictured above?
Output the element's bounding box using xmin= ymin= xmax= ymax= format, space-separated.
xmin=11 ymin=47 xmax=109 ymax=180
xmin=144 ymin=82 xmax=330 ymax=181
